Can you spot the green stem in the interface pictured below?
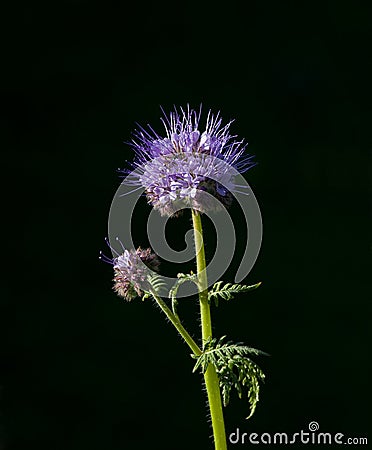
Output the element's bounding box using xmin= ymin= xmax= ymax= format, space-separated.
xmin=151 ymin=291 xmax=201 ymax=357
xmin=191 ymin=209 xmax=227 ymax=450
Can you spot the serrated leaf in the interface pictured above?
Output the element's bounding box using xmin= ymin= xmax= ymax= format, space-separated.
xmin=192 ymin=336 xmax=267 ymax=419
xmin=208 ymin=281 xmax=262 ymax=306
xmin=147 ymin=274 xmax=167 ymax=296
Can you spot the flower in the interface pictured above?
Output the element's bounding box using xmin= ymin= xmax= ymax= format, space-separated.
xmin=100 ymin=240 xmax=160 ymax=301
xmin=122 ymin=105 xmax=255 ymax=216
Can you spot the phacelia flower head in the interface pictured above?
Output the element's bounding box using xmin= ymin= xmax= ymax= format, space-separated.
xmin=100 ymin=239 xmax=160 ymax=301
xmin=123 ymin=105 xmax=256 ymax=216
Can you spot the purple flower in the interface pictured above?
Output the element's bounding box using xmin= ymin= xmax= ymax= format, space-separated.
xmin=123 ymin=106 xmax=255 ymax=216
xmin=100 ymin=240 xmax=160 ymax=301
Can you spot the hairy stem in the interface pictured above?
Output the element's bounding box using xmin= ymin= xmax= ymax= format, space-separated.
xmin=151 ymin=291 xmax=201 ymax=356
xmin=191 ymin=209 xmax=227 ymax=450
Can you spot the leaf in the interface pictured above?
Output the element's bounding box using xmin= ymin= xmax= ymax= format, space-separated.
xmin=147 ymin=274 xmax=167 ymax=296
xmin=208 ymin=281 xmax=262 ymax=306
xmin=192 ymin=336 xmax=267 ymax=419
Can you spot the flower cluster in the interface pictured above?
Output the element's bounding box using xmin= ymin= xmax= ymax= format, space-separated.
xmin=100 ymin=245 xmax=160 ymax=301
xmin=123 ymin=106 xmax=255 ymax=216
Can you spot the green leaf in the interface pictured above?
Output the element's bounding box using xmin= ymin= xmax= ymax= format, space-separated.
xmin=192 ymin=336 xmax=267 ymax=419
xmin=147 ymin=274 xmax=167 ymax=296
xmin=208 ymin=281 xmax=262 ymax=306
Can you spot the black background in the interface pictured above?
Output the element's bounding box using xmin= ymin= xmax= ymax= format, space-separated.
xmin=1 ymin=1 xmax=371 ymax=449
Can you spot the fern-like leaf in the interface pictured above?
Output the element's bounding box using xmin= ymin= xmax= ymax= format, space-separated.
xmin=192 ymin=336 xmax=267 ymax=419
xmin=147 ymin=274 xmax=167 ymax=296
xmin=208 ymin=281 xmax=261 ymax=306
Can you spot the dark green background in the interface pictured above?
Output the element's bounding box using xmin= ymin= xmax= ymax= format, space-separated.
xmin=2 ymin=1 xmax=370 ymax=449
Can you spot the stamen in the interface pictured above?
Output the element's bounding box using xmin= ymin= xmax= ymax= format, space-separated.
xmin=115 ymin=236 xmax=126 ymax=252
xmin=104 ymin=237 xmax=120 ymax=256
xmin=99 ymin=251 xmax=114 ymax=264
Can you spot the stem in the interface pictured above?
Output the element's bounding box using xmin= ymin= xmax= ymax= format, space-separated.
xmin=191 ymin=209 xmax=227 ymax=450
xmin=171 ymin=297 xmax=180 ymax=322
xmin=151 ymin=291 xmax=201 ymax=357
